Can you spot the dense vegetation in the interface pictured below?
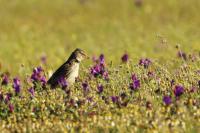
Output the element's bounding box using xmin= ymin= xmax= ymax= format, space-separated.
xmin=0 ymin=0 xmax=200 ymax=132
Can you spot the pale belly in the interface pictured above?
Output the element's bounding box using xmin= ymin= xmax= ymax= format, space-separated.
xmin=67 ymin=63 xmax=79 ymax=85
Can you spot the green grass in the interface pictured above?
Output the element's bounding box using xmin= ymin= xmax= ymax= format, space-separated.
xmin=0 ymin=0 xmax=200 ymax=132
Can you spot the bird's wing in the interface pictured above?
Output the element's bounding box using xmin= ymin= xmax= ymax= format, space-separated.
xmin=47 ymin=62 xmax=72 ymax=88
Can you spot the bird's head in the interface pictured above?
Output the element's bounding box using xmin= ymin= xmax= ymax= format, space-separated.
xmin=73 ymin=48 xmax=89 ymax=62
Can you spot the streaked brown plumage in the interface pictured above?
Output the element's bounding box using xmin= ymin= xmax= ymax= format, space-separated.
xmin=47 ymin=48 xmax=88 ymax=88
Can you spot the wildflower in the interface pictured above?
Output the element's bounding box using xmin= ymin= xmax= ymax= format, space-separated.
xmin=8 ymin=103 xmax=14 ymax=112
xmin=31 ymin=67 xmax=43 ymax=81
xmin=121 ymin=53 xmax=129 ymax=63
xmin=139 ymin=58 xmax=152 ymax=68
xmin=111 ymin=96 xmax=119 ymax=103
xmin=171 ymin=79 xmax=175 ymax=87
xmin=163 ymin=96 xmax=172 ymax=105
xmin=5 ymin=93 xmax=12 ymax=103
xmin=178 ymin=51 xmax=187 ymax=61
xmin=40 ymin=76 xmax=47 ymax=86
xmin=1 ymin=74 xmax=9 ymax=85
xmin=130 ymin=74 xmax=140 ymax=90
xmin=82 ymin=82 xmax=89 ymax=92
xmin=28 ymin=87 xmax=35 ymax=96
xmin=97 ymin=84 xmax=103 ymax=94
xmin=99 ymin=54 xmax=105 ymax=65
xmin=58 ymin=77 xmax=68 ymax=89
xmin=147 ymin=71 xmax=154 ymax=78
xmin=103 ymin=71 xmax=109 ymax=80
xmin=174 ymin=85 xmax=184 ymax=97
xmin=90 ymin=54 xmax=109 ymax=80
xmin=13 ymin=77 xmax=21 ymax=94
xmin=90 ymin=65 xmax=101 ymax=77
xmin=31 ymin=66 xmax=47 ymax=85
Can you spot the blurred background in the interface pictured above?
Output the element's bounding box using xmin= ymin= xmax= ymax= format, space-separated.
xmin=0 ymin=0 xmax=199 ymax=74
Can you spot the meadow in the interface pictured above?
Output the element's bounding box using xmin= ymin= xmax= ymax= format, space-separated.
xmin=0 ymin=0 xmax=200 ymax=132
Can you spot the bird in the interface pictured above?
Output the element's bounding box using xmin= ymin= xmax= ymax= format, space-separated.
xmin=47 ymin=48 xmax=89 ymax=88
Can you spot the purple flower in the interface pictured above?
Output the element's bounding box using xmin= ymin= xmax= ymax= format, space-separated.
xmin=97 ymin=84 xmax=103 ymax=94
xmin=90 ymin=64 xmax=101 ymax=77
xmin=121 ymin=53 xmax=129 ymax=63
xmin=40 ymin=76 xmax=47 ymax=86
xmin=31 ymin=66 xmax=46 ymax=85
xmin=13 ymin=77 xmax=21 ymax=94
xmin=103 ymin=71 xmax=109 ymax=80
xmin=8 ymin=103 xmax=14 ymax=112
xmin=5 ymin=93 xmax=12 ymax=103
xmin=99 ymin=54 xmax=105 ymax=65
xmin=90 ymin=54 xmax=109 ymax=80
xmin=139 ymin=58 xmax=152 ymax=68
xmin=174 ymin=85 xmax=184 ymax=97
xmin=1 ymin=74 xmax=9 ymax=85
xmin=178 ymin=51 xmax=187 ymax=61
xmin=130 ymin=74 xmax=140 ymax=90
xmin=171 ymin=79 xmax=175 ymax=87
xmin=147 ymin=71 xmax=154 ymax=78
xmin=28 ymin=87 xmax=35 ymax=96
xmin=82 ymin=82 xmax=89 ymax=92
xmin=131 ymin=74 xmax=137 ymax=81
xmin=163 ymin=96 xmax=172 ymax=105
xmin=111 ymin=96 xmax=119 ymax=103
xmin=58 ymin=77 xmax=68 ymax=89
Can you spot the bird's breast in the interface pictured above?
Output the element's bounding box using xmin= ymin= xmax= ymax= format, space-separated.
xmin=67 ymin=63 xmax=80 ymax=85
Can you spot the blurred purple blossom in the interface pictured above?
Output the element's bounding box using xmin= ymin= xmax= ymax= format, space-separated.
xmin=13 ymin=77 xmax=21 ymax=94
xmin=5 ymin=93 xmax=12 ymax=104
xmin=99 ymin=54 xmax=105 ymax=65
xmin=82 ymin=82 xmax=89 ymax=92
xmin=90 ymin=64 xmax=101 ymax=77
xmin=97 ymin=84 xmax=103 ymax=94
xmin=139 ymin=58 xmax=152 ymax=68
xmin=121 ymin=53 xmax=129 ymax=63
xmin=111 ymin=96 xmax=119 ymax=103
xmin=147 ymin=71 xmax=154 ymax=78
xmin=58 ymin=77 xmax=68 ymax=89
xmin=31 ymin=66 xmax=47 ymax=86
xmin=163 ymin=96 xmax=172 ymax=105
xmin=90 ymin=54 xmax=109 ymax=80
xmin=174 ymin=85 xmax=184 ymax=97
xmin=28 ymin=87 xmax=35 ymax=97
xmin=130 ymin=74 xmax=140 ymax=90
xmin=171 ymin=79 xmax=175 ymax=87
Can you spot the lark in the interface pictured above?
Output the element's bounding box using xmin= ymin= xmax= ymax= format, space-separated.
xmin=47 ymin=48 xmax=89 ymax=88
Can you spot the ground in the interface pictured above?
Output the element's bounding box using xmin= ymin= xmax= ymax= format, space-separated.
xmin=0 ymin=0 xmax=200 ymax=132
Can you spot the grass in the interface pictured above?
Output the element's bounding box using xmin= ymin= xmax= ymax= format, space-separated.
xmin=0 ymin=0 xmax=200 ymax=132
